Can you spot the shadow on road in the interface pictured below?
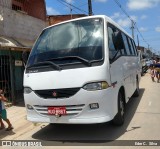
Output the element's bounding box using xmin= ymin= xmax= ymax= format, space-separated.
xmin=32 ymin=89 xmax=145 ymax=144
xmin=0 ymin=129 xmax=16 ymax=139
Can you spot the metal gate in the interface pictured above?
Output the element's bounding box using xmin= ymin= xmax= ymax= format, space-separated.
xmin=0 ymin=55 xmax=12 ymax=101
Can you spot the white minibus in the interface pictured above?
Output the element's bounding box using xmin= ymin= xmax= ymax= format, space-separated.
xmin=23 ymin=15 xmax=141 ymax=126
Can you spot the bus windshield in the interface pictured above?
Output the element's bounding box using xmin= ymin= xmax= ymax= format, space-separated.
xmin=27 ymin=18 xmax=104 ymax=68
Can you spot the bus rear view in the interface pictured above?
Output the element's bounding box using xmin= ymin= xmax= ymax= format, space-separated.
xmin=24 ymin=15 xmax=140 ymax=126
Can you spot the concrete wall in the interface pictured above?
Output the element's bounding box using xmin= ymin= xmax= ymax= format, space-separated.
xmin=0 ymin=0 xmax=11 ymax=8
xmin=0 ymin=5 xmax=46 ymax=43
xmin=0 ymin=5 xmax=5 ymax=35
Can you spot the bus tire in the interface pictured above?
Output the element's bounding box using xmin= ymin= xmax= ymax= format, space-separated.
xmin=112 ymin=92 xmax=125 ymax=126
xmin=133 ymin=79 xmax=139 ymax=97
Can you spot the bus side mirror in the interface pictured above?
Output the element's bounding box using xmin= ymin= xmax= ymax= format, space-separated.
xmin=22 ymin=51 xmax=30 ymax=66
xmin=112 ymin=31 xmax=124 ymax=50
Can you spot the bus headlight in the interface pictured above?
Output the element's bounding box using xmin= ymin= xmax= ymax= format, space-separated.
xmin=83 ymin=82 xmax=109 ymax=91
xmin=24 ymin=87 xmax=32 ymax=94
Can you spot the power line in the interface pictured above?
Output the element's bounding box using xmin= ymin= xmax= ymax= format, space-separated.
xmin=78 ymin=2 xmax=88 ymax=8
xmin=58 ymin=0 xmax=88 ymax=14
xmin=139 ymin=37 xmax=160 ymax=41
xmin=57 ymin=0 xmax=79 ymax=14
xmin=114 ymin=0 xmax=136 ymax=40
xmin=136 ymin=26 xmax=149 ymax=45
xmin=113 ymin=0 xmax=153 ymax=50
xmin=114 ymin=0 xmax=133 ymax=22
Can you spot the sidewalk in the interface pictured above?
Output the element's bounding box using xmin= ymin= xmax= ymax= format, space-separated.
xmin=0 ymin=101 xmax=43 ymax=140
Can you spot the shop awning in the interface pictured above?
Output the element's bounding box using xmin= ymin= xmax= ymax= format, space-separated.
xmin=0 ymin=36 xmax=33 ymax=51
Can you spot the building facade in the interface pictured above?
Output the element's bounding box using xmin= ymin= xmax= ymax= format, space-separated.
xmin=0 ymin=0 xmax=46 ymax=103
xmin=137 ymin=46 xmax=153 ymax=58
xmin=47 ymin=14 xmax=86 ymax=26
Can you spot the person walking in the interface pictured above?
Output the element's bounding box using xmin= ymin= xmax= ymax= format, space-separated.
xmin=150 ymin=65 xmax=155 ymax=82
xmin=154 ymin=58 xmax=160 ymax=83
xmin=0 ymin=89 xmax=13 ymax=131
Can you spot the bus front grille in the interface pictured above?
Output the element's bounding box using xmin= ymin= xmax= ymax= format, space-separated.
xmin=33 ymin=104 xmax=85 ymax=116
xmin=34 ymin=88 xmax=80 ymax=98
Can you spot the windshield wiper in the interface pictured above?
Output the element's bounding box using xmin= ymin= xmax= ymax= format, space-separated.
xmin=27 ymin=61 xmax=62 ymax=71
xmin=48 ymin=56 xmax=92 ymax=67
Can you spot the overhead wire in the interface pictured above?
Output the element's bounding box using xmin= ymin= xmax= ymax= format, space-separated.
xmin=113 ymin=0 xmax=154 ymax=50
xmin=57 ymin=0 xmax=79 ymax=14
xmin=57 ymin=0 xmax=88 ymax=14
xmin=78 ymin=2 xmax=88 ymax=8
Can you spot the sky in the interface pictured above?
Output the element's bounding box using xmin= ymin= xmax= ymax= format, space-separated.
xmin=45 ymin=0 xmax=160 ymax=55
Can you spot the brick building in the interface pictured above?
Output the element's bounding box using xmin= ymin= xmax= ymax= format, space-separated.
xmin=0 ymin=0 xmax=46 ymax=103
xmin=137 ymin=46 xmax=153 ymax=58
xmin=47 ymin=14 xmax=86 ymax=26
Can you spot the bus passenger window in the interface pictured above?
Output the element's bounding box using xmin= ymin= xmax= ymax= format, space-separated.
xmin=108 ymin=25 xmax=126 ymax=62
xmin=128 ymin=38 xmax=136 ymax=55
xmin=122 ymin=33 xmax=132 ymax=55
xmin=108 ymin=26 xmax=120 ymax=61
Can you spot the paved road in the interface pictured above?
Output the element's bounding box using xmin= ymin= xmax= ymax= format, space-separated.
xmin=1 ymin=73 xmax=160 ymax=149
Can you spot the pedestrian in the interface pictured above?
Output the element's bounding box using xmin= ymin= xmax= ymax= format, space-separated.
xmin=150 ymin=65 xmax=155 ymax=82
xmin=154 ymin=58 xmax=160 ymax=83
xmin=152 ymin=57 xmax=157 ymax=64
xmin=0 ymin=89 xmax=13 ymax=131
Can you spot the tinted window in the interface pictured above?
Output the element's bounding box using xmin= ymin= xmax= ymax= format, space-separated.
xmin=128 ymin=38 xmax=136 ymax=55
xmin=122 ymin=33 xmax=132 ymax=55
xmin=131 ymin=39 xmax=138 ymax=56
xmin=107 ymin=24 xmax=126 ymax=61
xmin=108 ymin=26 xmax=119 ymax=60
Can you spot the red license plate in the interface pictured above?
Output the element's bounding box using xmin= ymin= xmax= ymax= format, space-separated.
xmin=48 ymin=107 xmax=66 ymax=115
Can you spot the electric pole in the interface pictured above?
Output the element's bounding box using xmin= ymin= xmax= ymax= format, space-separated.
xmin=131 ymin=20 xmax=135 ymax=40
xmin=137 ymin=34 xmax=139 ymax=47
xmin=70 ymin=3 xmax=72 ymax=19
xmin=88 ymin=0 xmax=93 ymax=16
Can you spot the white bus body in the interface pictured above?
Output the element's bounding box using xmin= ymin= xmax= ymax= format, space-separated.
xmin=23 ymin=15 xmax=141 ymax=125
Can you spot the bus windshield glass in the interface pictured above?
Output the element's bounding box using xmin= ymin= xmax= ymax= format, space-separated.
xmin=27 ymin=18 xmax=104 ymax=68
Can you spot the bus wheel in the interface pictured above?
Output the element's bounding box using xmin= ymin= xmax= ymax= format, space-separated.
xmin=133 ymin=79 xmax=139 ymax=97
xmin=113 ymin=92 xmax=125 ymax=126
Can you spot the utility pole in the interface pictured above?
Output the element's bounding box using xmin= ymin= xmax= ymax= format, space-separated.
xmin=137 ymin=34 xmax=139 ymax=47
xmin=70 ymin=3 xmax=72 ymax=19
xmin=148 ymin=44 xmax=152 ymax=57
xmin=88 ymin=0 xmax=93 ymax=16
xmin=131 ymin=20 xmax=135 ymax=40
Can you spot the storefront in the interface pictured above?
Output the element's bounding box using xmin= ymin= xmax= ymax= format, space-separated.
xmin=0 ymin=37 xmax=30 ymax=104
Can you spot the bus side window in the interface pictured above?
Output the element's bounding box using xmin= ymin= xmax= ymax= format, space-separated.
xmin=112 ymin=31 xmax=126 ymax=55
xmin=131 ymin=39 xmax=138 ymax=56
xmin=108 ymin=26 xmax=117 ymax=60
xmin=128 ymin=38 xmax=136 ymax=55
xmin=108 ymin=24 xmax=127 ymax=63
xmin=122 ymin=33 xmax=132 ymax=55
